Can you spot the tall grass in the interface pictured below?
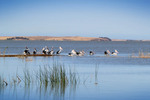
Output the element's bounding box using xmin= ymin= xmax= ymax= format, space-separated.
xmin=0 ymin=63 xmax=101 ymax=96
xmin=36 ymin=63 xmax=71 ymax=88
xmin=35 ymin=63 xmax=78 ymax=96
xmin=24 ymin=69 xmax=31 ymax=87
xmin=131 ymin=50 xmax=150 ymax=58
xmin=138 ymin=51 xmax=150 ymax=58
xmin=0 ymin=63 xmax=101 ymax=99
xmin=0 ymin=64 xmax=99 ymax=88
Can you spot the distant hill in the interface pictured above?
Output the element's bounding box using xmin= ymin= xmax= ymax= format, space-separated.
xmin=92 ymin=37 xmax=112 ymax=41
xmin=7 ymin=37 xmax=29 ymax=40
xmin=0 ymin=36 xmax=149 ymax=41
xmin=0 ymin=36 xmax=112 ymax=41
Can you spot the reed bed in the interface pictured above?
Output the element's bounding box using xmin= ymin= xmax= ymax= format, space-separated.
xmin=24 ymin=69 xmax=31 ymax=87
xmin=35 ymin=63 xmax=79 ymax=96
xmin=131 ymin=51 xmax=150 ymax=58
xmin=138 ymin=51 xmax=150 ymax=58
xmin=36 ymin=63 xmax=78 ymax=89
xmin=0 ymin=64 xmax=100 ymax=87
xmin=0 ymin=63 xmax=99 ymax=96
xmin=0 ymin=63 xmax=79 ymax=97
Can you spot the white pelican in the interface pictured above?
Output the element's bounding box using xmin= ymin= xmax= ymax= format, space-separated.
xmin=45 ymin=47 xmax=49 ymax=54
xmin=89 ymin=51 xmax=94 ymax=55
xmin=76 ymin=50 xmax=85 ymax=56
xmin=104 ymin=50 xmax=111 ymax=56
xmin=68 ymin=49 xmax=77 ymax=56
xmin=24 ymin=47 xmax=30 ymax=55
xmin=33 ymin=48 xmax=37 ymax=54
xmin=56 ymin=46 xmax=63 ymax=54
xmin=111 ymin=50 xmax=119 ymax=56
xmin=49 ymin=47 xmax=54 ymax=55
xmin=42 ymin=47 xmax=46 ymax=54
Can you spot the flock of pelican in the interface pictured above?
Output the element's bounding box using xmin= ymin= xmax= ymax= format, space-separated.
xmin=24 ymin=47 xmax=119 ymax=56
xmin=24 ymin=46 xmax=63 ymax=55
xmin=104 ymin=50 xmax=119 ymax=56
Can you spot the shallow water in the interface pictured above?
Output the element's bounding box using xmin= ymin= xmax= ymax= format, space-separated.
xmin=0 ymin=41 xmax=150 ymax=100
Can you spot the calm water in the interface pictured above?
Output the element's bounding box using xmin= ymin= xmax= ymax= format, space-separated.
xmin=0 ymin=41 xmax=150 ymax=100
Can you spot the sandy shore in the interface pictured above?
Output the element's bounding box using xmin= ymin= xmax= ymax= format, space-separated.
xmin=0 ymin=36 xmax=11 ymax=40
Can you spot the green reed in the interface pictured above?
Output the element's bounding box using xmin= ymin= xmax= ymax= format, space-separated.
xmin=0 ymin=63 xmax=101 ymax=98
xmin=0 ymin=63 xmax=81 ymax=96
xmin=23 ymin=69 xmax=31 ymax=87
xmin=0 ymin=63 xmax=78 ymax=98
xmin=0 ymin=63 xmax=99 ymax=88
xmin=36 ymin=63 xmax=71 ymax=88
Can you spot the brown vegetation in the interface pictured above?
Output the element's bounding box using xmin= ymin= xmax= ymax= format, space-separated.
xmin=131 ymin=51 xmax=150 ymax=58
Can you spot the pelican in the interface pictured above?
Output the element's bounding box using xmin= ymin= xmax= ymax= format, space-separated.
xmin=76 ymin=50 xmax=85 ymax=56
xmin=72 ymin=49 xmax=77 ymax=55
xmin=111 ymin=50 xmax=119 ymax=56
xmin=42 ymin=46 xmax=46 ymax=54
xmin=76 ymin=51 xmax=80 ymax=55
xmin=79 ymin=50 xmax=85 ymax=56
xmin=68 ymin=49 xmax=77 ymax=56
xmin=33 ymin=48 xmax=37 ymax=54
xmin=104 ymin=50 xmax=111 ymax=56
xmin=48 ymin=47 xmax=55 ymax=55
xmin=24 ymin=47 xmax=30 ymax=55
xmin=45 ymin=46 xmax=49 ymax=54
xmin=56 ymin=46 xmax=63 ymax=54
xmin=104 ymin=51 xmax=108 ymax=55
xmin=89 ymin=51 xmax=94 ymax=55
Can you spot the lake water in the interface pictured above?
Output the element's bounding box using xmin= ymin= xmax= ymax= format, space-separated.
xmin=0 ymin=41 xmax=150 ymax=100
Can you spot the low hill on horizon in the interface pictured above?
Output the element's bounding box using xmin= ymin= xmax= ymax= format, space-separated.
xmin=0 ymin=36 xmax=149 ymax=41
xmin=0 ymin=36 xmax=112 ymax=41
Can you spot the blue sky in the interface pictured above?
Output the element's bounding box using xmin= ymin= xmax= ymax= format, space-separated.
xmin=0 ymin=0 xmax=150 ymax=39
